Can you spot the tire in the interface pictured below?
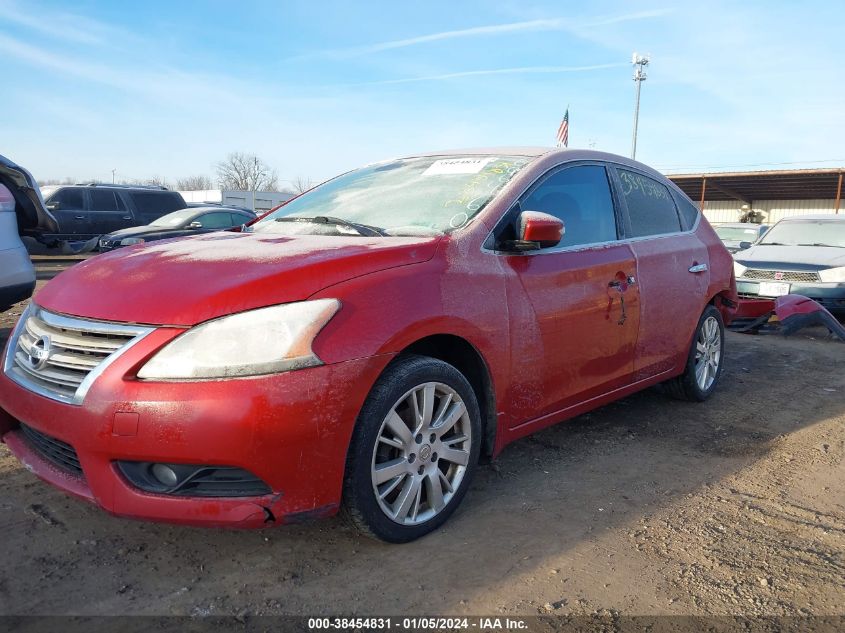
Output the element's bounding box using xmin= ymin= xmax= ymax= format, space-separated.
xmin=663 ymin=305 xmax=725 ymax=402
xmin=342 ymin=354 xmax=482 ymax=543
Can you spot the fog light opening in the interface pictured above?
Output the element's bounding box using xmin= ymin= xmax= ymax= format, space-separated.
xmin=151 ymin=463 xmax=179 ymax=487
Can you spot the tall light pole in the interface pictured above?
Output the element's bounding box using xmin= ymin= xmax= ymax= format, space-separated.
xmin=631 ymin=52 xmax=649 ymax=160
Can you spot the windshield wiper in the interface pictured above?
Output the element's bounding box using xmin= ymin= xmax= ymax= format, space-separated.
xmin=275 ymin=215 xmax=385 ymax=237
xmin=758 ymin=242 xmax=786 ymax=245
xmin=797 ymin=243 xmax=843 ymax=248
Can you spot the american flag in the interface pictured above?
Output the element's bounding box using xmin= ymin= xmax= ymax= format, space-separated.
xmin=556 ymin=108 xmax=569 ymax=147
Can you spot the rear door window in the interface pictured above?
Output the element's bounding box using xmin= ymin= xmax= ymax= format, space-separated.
xmin=129 ymin=192 xmax=185 ymax=222
xmin=617 ymin=169 xmax=682 ymax=237
xmin=90 ymin=189 xmax=126 ymax=212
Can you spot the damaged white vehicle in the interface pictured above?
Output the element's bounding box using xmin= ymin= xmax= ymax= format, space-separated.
xmin=0 ymin=155 xmax=58 ymax=310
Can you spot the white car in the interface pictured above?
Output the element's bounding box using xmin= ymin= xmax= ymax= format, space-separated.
xmin=0 ymin=155 xmax=58 ymax=310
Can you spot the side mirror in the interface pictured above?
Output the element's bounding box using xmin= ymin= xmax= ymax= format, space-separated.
xmin=188 ymin=221 xmax=202 ymax=229
xmin=46 ymin=201 xmax=61 ymax=211
xmin=738 ymin=241 xmax=752 ymax=250
xmin=505 ymin=211 xmax=564 ymax=251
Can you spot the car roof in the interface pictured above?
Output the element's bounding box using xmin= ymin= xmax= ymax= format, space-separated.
xmin=394 ymin=147 xmax=670 ymax=181
xmin=187 ymin=206 xmax=256 ymax=215
xmin=68 ymin=183 xmax=172 ymax=191
xmin=778 ymin=214 xmax=845 ymax=222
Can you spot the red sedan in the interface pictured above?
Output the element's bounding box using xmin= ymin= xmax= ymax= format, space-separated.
xmin=0 ymin=148 xmax=736 ymax=542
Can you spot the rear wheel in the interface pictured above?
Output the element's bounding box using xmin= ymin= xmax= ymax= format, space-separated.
xmin=342 ymin=355 xmax=481 ymax=543
xmin=663 ymin=305 xmax=725 ymax=402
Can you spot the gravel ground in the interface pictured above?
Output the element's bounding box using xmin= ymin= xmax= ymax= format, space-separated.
xmin=0 ymin=263 xmax=843 ymax=617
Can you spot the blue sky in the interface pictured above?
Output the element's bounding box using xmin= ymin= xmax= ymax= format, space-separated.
xmin=1 ymin=0 xmax=843 ymax=186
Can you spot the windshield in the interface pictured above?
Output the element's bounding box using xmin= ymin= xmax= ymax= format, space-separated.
xmin=715 ymin=226 xmax=762 ymax=241
xmin=250 ymin=155 xmax=532 ymax=236
xmin=151 ymin=209 xmax=197 ymax=227
xmin=758 ymin=220 xmax=845 ymax=247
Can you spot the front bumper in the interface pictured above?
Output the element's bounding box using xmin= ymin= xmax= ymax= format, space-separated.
xmin=0 ymin=330 xmax=391 ymax=527
xmin=737 ymin=279 xmax=845 ymax=314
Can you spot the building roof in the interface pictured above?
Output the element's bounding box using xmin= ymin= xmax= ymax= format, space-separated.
xmin=667 ymin=168 xmax=844 ymax=203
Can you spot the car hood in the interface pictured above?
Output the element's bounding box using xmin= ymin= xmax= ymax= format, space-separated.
xmin=735 ymin=244 xmax=845 ymax=270
xmin=0 ymin=154 xmax=59 ymax=234
xmin=36 ymin=232 xmax=441 ymax=326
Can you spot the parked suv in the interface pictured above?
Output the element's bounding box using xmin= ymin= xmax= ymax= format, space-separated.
xmin=0 ymin=148 xmax=737 ymax=542
xmin=40 ymin=184 xmax=187 ymax=240
xmin=0 ymin=155 xmax=58 ymax=310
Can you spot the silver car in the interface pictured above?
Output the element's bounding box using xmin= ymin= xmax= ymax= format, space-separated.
xmin=713 ymin=222 xmax=768 ymax=253
xmin=0 ymin=155 xmax=58 ymax=310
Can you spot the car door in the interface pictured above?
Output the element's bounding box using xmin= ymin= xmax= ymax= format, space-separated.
xmin=500 ymin=163 xmax=640 ymax=422
xmin=611 ymin=167 xmax=709 ymax=380
xmin=89 ymin=188 xmax=133 ymax=234
xmin=44 ymin=187 xmax=89 ymax=237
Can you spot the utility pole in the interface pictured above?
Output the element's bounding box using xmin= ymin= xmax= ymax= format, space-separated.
xmin=111 ymin=168 xmax=116 ymax=184
xmin=631 ymin=52 xmax=649 ymax=160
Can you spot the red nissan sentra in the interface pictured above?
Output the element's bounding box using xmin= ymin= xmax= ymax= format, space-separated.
xmin=0 ymin=148 xmax=736 ymax=542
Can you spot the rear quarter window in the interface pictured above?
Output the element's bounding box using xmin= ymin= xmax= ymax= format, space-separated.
xmin=671 ymin=190 xmax=701 ymax=231
xmin=618 ymin=169 xmax=682 ymax=237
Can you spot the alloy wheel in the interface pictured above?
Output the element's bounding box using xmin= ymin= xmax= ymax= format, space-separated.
xmin=370 ymin=382 xmax=472 ymax=525
xmin=694 ymin=315 xmax=721 ymax=391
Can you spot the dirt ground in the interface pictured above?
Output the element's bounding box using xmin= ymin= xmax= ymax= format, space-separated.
xmin=0 ymin=265 xmax=843 ymax=617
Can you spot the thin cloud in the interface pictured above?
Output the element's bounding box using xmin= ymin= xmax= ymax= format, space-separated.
xmin=355 ymin=63 xmax=628 ymax=86
xmin=0 ymin=0 xmax=133 ymax=46
xmin=296 ymin=9 xmax=672 ymax=59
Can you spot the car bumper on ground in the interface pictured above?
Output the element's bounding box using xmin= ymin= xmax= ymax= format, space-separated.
xmin=737 ymin=279 xmax=845 ymax=314
xmin=0 ymin=337 xmax=391 ymax=527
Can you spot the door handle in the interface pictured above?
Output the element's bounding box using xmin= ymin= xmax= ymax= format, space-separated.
xmin=122 ymin=216 xmax=132 ymax=220
xmin=688 ymin=263 xmax=708 ymax=273
xmin=609 ymin=275 xmax=636 ymax=289
xmin=74 ymin=215 xmax=86 ymax=220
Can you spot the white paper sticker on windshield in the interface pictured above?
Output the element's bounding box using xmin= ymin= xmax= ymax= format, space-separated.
xmin=422 ymin=157 xmax=495 ymax=176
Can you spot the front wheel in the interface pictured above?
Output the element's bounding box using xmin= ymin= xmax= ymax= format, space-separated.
xmin=663 ymin=304 xmax=725 ymax=402
xmin=342 ymin=355 xmax=482 ymax=543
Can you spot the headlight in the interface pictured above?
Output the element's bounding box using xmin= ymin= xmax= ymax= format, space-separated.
xmin=818 ymin=266 xmax=845 ymax=283
xmin=120 ymin=237 xmax=145 ymax=246
xmin=733 ymin=261 xmax=748 ymax=278
xmin=137 ymin=299 xmax=340 ymax=379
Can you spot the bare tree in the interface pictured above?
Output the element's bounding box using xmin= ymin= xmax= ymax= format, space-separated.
xmin=128 ymin=175 xmax=170 ymax=188
xmin=291 ymin=176 xmax=314 ymax=194
xmin=148 ymin=175 xmax=170 ymax=188
xmin=216 ymin=152 xmax=279 ymax=192
xmin=175 ymin=175 xmax=214 ymax=191
xmin=37 ymin=177 xmax=75 ymax=186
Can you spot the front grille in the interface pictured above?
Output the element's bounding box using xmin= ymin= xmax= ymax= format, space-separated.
xmin=20 ymin=423 xmax=83 ymax=477
xmin=743 ymin=269 xmax=820 ymax=283
xmin=4 ymin=305 xmax=152 ymax=404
